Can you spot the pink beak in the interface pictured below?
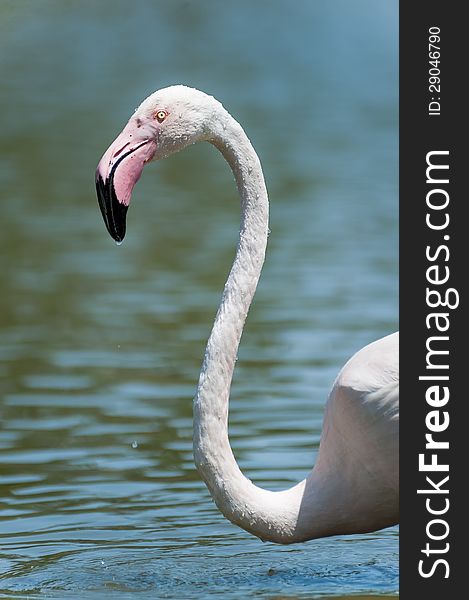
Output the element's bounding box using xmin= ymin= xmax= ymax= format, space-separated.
xmin=95 ymin=118 xmax=157 ymax=242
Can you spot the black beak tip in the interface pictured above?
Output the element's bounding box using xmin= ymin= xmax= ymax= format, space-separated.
xmin=95 ymin=174 xmax=128 ymax=243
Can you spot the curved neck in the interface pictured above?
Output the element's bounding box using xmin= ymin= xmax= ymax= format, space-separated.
xmin=193 ymin=106 xmax=343 ymax=543
xmin=192 ymin=108 xmax=297 ymax=543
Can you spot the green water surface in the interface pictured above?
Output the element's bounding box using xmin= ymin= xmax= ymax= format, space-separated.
xmin=0 ymin=1 xmax=398 ymax=597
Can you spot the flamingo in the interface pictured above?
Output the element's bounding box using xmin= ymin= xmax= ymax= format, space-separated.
xmin=95 ymin=85 xmax=399 ymax=544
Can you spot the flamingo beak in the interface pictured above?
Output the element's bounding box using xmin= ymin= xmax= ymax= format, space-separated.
xmin=95 ymin=120 xmax=157 ymax=242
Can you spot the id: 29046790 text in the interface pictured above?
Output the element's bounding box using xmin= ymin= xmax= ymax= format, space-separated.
xmin=428 ymin=26 xmax=441 ymax=116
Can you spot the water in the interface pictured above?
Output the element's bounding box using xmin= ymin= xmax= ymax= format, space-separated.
xmin=0 ymin=1 xmax=398 ymax=597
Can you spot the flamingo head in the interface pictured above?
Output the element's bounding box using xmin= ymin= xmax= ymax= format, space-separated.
xmin=95 ymin=85 xmax=218 ymax=242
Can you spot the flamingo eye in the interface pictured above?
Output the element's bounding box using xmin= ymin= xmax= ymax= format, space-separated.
xmin=155 ymin=110 xmax=168 ymax=123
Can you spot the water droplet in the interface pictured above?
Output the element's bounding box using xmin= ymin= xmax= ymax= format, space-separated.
xmin=115 ymin=239 xmax=123 ymax=247
xmin=131 ymin=440 xmax=138 ymax=449
xmin=248 ymin=165 xmax=252 ymax=174
xmin=255 ymin=193 xmax=259 ymax=199
xmin=267 ymin=228 xmax=272 ymax=236
xmin=101 ymin=560 xmax=105 ymax=566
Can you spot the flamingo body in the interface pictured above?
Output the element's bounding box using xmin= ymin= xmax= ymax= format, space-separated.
xmin=95 ymin=85 xmax=399 ymax=544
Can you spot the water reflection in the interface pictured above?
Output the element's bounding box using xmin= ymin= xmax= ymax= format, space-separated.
xmin=0 ymin=0 xmax=397 ymax=597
